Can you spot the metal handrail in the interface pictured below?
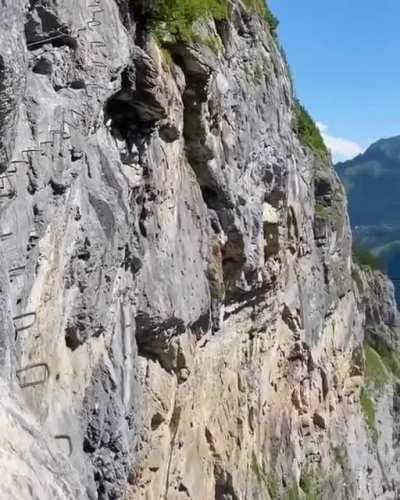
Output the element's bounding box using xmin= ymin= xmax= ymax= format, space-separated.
xmin=27 ymin=33 xmax=67 ymax=48
xmin=27 ymin=25 xmax=71 ymax=49
xmin=16 ymin=362 xmax=50 ymax=388
xmin=13 ymin=312 xmax=37 ymax=333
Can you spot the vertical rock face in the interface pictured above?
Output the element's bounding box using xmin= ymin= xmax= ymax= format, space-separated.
xmin=0 ymin=1 xmax=398 ymax=499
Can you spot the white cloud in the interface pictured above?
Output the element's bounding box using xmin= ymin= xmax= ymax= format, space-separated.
xmin=316 ymin=122 xmax=363 ymax=161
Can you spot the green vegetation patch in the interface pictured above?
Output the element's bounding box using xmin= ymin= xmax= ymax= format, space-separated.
xmin=360 ymin=342 xmax=392 ymax=443
xmin=203 ymin=35 xmax=222 ymax=54
xmin=360 ymin=387 xmax=378 ymax=443
xmin=331 ymin=446 xmax=349 ymax=471
xmin=266 ymin=474 xmax=279 ymax=500
xmin=300 ymin=472 xmax=333 ymax=500
xmin=364 ymin=344 xmax=389 ymax=389
xmin=315 ymin=200 xmax=331 ymax=220
xmin=352 ymin=244 xmax=386 ymax=272
xmin=293 ymin=100 xmax=329 ymax=159
xmin=367 ymin=334 xmax=400 ymax=380
xmin=149 ymin=0 xmax=228 ymax=41
xmin=149 ymin=0 xmax=279 ymax=42
xmin=250 ymin=455 xmax=279 ymax=499
xmin=283 ymin=483 xmax=301 ymax=500
xmin=245 ymin=0 xmax=279 ymax=38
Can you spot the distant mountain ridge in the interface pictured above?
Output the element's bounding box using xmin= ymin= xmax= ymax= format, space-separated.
xmin=336 ymin=135 xmax=400 ymax=300
xmin=336 ymin=135 xmax=400 ymax=227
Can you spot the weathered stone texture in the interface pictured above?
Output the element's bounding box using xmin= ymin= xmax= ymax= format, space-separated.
xmin=0 ymin=1 xmax=398 ymax=499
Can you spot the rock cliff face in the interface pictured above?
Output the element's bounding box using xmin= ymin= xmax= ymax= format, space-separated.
xmin=0 ymin=1 xmax=399 ymax=499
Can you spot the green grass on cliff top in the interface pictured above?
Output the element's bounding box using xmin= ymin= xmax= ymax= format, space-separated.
xmin=149 ymin=0 xmax=278 ymax=41
xmin=293 ymin=99 xmax=329 ymax=160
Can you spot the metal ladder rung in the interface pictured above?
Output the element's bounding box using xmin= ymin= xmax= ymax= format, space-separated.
xmin=86 ymin=83 xmax=107 ymax=91
xmin=76 ymin=27 xmax=88 ymax=36
xmin=40 ymin=140 xmax=55 ymax=149
xmin=0 ymin=190 xmax=16 ymax=200
xmin=13 ymin=312 xmax=37 ymax=333
xmin=87 ymin=19 xmax=102 ymax=28
xmin=92 ymin=61 xmax=108 ymax=68
xmin=22 ymin=149 xmax=42 ymax=157
xmin=50 ymin=129 xmax=70 ymax=140
xmin=91 ymin=8 xmax=104 ymax=15
xmin=16 ymin=362 xmax=49 ymax=388
xmin=10 ymin=160 xmax=28 ymax=165
xmin=9 ymin=265 xmax=25 ymax=276
xmin=90 ymin=40 xmax=106 ymax=48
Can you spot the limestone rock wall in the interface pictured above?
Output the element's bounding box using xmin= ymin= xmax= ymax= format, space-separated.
xmin=0 ymin=1 xmax=398 ymax=499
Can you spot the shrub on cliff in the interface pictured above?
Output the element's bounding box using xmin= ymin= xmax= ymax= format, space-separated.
xmin=149 ymin=0 xmax=278 ymax=41
xmin=353 ymin=244 xmax=386 ymax=272
xmin=293 ymin=99 xmax=329 ymax=159
xmin=150 ymin=0 xmax=228 ymax=40
xmin=245 ymin=0 xmax=279 ymax=38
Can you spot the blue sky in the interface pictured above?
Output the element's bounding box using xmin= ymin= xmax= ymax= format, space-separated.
xmin=269 ymin=0 xmax=400 ymax=161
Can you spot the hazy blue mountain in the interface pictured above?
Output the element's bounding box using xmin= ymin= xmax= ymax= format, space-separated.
xmin=336 ymin=135 xmax=400 ymax=226
xmin=336 ymin=135 xmax=400 ymax=301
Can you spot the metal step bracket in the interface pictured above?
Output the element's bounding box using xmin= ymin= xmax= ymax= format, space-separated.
xmin=16 ymin=362 xmax=50 ymax=388
xmin=54 ymin=435 xmax=73 ymax=457
xmin=0 ymin=176 xmax=16 ymax=200
xmin=87 ymin=19 xmax=102 ymax=29
xmin=22 ymin=149 xmax=42 ymax=160
xmin=90 ymin=40 xmax=106 ymax=48
xmin=27 ymin=25 xmax=71 ymax=49
xmin=92 ymin=60 xmax=108 ymax=69
xmin=91 ymin=8 xmax=104 ymax=17
xmin=13 ymin=312 xmax=37 ymax=333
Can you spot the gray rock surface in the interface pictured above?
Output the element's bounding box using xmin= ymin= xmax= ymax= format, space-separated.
xmin=0 ymin=1 xmax=398 ymax=499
